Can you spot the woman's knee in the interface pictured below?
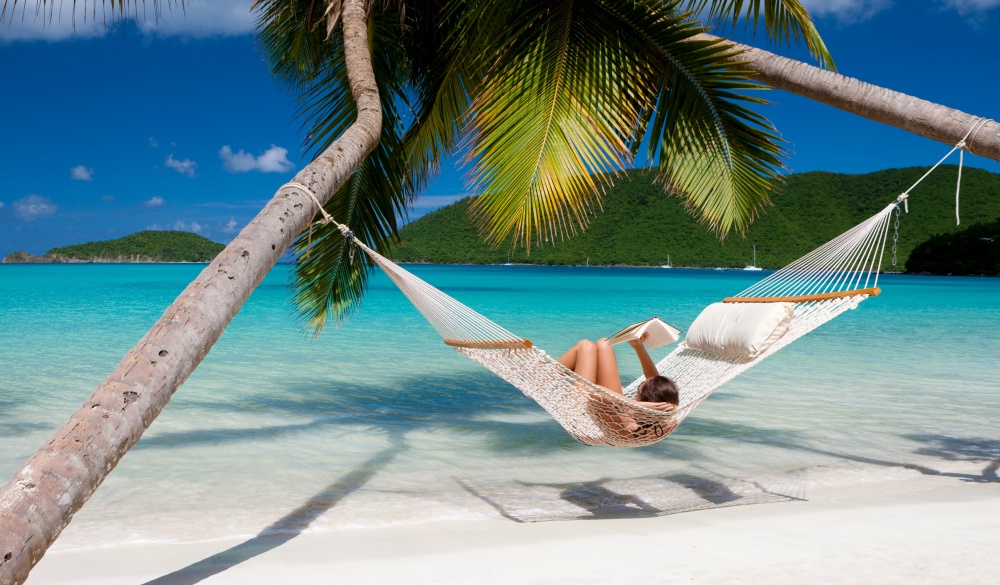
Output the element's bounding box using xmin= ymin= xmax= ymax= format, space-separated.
xmin=596 ymin=337 xmax=611 ymax=349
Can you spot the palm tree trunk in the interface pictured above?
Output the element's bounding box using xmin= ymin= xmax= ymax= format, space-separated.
xmin=700 ymin=33 xmax=1000 ymax=162
xmin=0 ymin=1 xmax=379 ymax=583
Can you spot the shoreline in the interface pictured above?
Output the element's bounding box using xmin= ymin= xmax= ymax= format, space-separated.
xmin=27 ymin=473 xmax=1000 ymax=584
xmin=3 ymin=261 xmax=985 ymax=278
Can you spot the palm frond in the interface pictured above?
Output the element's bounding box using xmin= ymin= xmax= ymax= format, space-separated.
xmin=602 ymin=2 xmax=785 ymax=235
xmin=259 ymin=4 xmax=414 ymax=332
xmin=1 ymin=1 xmax=184 ymax=31
xmin=399 ymin=0 xmax=478 ymax=195
xmin=464 ymin=0 xmax=656 ymax=251
xmin=681 ymin=0 xmax=834 ymax=69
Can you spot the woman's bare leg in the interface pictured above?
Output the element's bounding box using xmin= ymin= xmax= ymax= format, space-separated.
xmin=558 ymin=339 xmax=598 ymax=384
xmin=595 ymin=338 xmax=623 ymax=394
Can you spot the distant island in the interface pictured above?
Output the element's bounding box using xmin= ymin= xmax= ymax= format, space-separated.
xmin=2 ymin=231 xmax=225 ymax=264
xmin=392 ymin=166 xmax=1000 ymax=275
xmin=906 ymin=217 xmax=1000 ymax=276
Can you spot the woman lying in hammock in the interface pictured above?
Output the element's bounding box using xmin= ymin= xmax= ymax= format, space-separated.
xmin=557 ymin=332 xmax=679 ymax=412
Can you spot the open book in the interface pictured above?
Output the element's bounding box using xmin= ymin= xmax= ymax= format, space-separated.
xmin=607 ymin=317 xmax=681 ymax=350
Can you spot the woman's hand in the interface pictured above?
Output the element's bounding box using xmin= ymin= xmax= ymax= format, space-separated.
xmin=627 ymin=331 xmax=650 ymax=349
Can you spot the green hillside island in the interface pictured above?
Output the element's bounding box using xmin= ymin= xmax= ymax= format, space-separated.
xmin=3 ymin=231 xmax=225 ymax=263
xmin=906 ymin=218 xmax=1000 ymax=276
xmin=391 ymin=166 xmax=1000 ymax=273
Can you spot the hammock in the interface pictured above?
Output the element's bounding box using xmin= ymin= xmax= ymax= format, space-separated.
xmin=286 ymin=185 xmax=904 ymax=447
xmin=360 ymin=203 xmax=898 ymax=447
xmin=286 ymin=122 xmax=983 ymax=447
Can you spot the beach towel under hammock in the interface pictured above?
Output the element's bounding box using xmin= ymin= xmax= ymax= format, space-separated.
xmin=287 ymin=176 xmax=905 ymax=448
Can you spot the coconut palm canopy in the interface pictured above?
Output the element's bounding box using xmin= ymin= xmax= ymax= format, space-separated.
xmin=251 ymin=0 xmax=832 ymax=331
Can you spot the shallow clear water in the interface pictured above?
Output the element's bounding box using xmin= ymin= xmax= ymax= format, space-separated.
xmin=1 ymin=264 xmax=998 ymax=547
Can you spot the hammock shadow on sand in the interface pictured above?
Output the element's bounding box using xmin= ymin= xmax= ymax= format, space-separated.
xmin=455 ymin=470 xmax=807 ymax=523
xmin=141 ymin=434 xmax=407 ymax=585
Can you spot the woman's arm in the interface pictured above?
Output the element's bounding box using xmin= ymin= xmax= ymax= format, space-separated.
xmin=628 ymin=332 xmax=659 ymax=380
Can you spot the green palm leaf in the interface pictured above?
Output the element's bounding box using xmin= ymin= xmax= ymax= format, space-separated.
xmin=464 ymin=0 xmax=656 ymax=251
xmin=399 ymin=0 xmax=479 ymax=195
xmin=259 ymin=2 xmax=416 ymax=331
xmin=254 ymin=0 xmax=822 ymax=330
xmin=263 ymin=1 xmax=482 ymax=331
xmin=464 ymin=0 xmax=789 ymax=244
xmin=603 ymin=1 xmax=785 ymax=235
xmin=682 ymin=0 xmax=834 ymax=69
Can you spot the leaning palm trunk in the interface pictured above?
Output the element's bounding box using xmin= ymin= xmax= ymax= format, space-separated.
xmin=704 ymin=34 xmax=1000 ymax=160
xmin=0 ymin=1 xmax=380 ymax=583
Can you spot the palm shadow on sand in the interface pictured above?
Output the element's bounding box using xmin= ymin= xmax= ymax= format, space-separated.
xmin=142 ymin=435 xmax=405 ymax=585
xmin=138 ymin=370 xmax=999 ymax=581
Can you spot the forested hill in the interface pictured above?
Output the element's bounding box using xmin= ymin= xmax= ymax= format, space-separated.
xmin=906 ymin=218 xmax=1000 ymax=276
xmin=8 ymin=231 xmax=225 ymax=263
xmin=392 ymin=166 xmax=1000 ymax=270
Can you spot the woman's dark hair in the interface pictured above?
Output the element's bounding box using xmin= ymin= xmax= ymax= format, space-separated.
xmin=636 ymin=376 xmax=679 ymax=405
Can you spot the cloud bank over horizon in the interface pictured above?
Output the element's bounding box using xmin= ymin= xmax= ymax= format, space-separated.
xmin=0 ymin=0 xmax=256 ymax=42
xmin=6 ymin=0 xmax=1000 ymax=42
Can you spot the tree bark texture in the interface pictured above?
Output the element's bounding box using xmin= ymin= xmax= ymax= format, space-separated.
xmin=0 ymin=1 xmax=380 ymax=583
xmin=702 ymin=34 xmax=1000 ymax=163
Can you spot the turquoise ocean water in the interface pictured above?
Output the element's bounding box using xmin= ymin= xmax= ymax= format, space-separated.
xmin=1 ymin=264 xmax=999 ymax=547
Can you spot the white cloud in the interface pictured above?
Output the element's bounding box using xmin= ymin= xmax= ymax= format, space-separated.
xmin=221 ymin=217 xmax=239 ymax=234
xmin=165 ymin=154 xmax=198 ymax=178
xmin=0 ymin=0 xmax=255 ymax=42
xmin=219 ymin=145 xmax=295 ymax=174
xmin=798 ymin=0 xmax=893 ymax=21
xmin=941 ymin=0 xmax=1000 ymax=13
xmin=146 ymin=220 xmax=203 ymax=233
xmin=70 ymin=165 xmax=94 ymax=181
xmin=149 ymin=137 xmax=159 ymax=148
xmin=0 ymin=201 xmax=5 ymax=210
xmin=144 ymin=196 xmax=166 ymax=208
xmin=136 ymin=0 xmax=256 ymax=38
xmin=0 ymin=4 xmax=105 ymax=42
xmin=172 ymin=220 xmax=203 ymax=233
xmin=13 ymin=195 xmax=57 ymax=221
xmin=101 ymin=194 xmax=116 ymax=202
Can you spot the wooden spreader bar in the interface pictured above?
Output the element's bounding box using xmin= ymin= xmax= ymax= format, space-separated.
xmin=443 ymin=338 xmax=533 ymax=350
xmin=723 ymin=287 xmax=881 ymax=304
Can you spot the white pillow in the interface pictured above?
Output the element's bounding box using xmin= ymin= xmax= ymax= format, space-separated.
xmin=685 ymin=302 xmax=795 ymax=358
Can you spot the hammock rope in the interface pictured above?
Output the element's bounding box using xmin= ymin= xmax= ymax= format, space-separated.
xmin=282 ymin=128 xmax=980 ymax=447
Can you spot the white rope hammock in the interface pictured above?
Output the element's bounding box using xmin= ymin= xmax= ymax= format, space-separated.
xmin=284 ymin=122 xmax=985 ymax=447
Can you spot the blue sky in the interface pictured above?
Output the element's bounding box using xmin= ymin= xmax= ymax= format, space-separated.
xmin=1 ymin=0 xmax=999 ymax=256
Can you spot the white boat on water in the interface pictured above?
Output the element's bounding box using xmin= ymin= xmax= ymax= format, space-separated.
xmin=661 ymin=255 xmax=672 ymax=269
xmin=743 ymin=245 xmax=763 ymax=271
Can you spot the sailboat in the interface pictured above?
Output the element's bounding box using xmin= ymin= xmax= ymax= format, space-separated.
xmin=661 ymin=255 xmax=672 ymax=269
xmin=743 ymin=245 xmax=763 ymax=271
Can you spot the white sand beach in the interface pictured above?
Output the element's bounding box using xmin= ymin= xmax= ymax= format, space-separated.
xmin=27 ymin=473 xmax=1000 ymax=585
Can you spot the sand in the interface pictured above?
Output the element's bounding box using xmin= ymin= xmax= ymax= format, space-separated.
xmin=25 ymin=473 xmax=1000 ymax=585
